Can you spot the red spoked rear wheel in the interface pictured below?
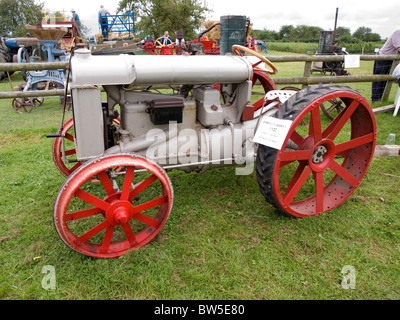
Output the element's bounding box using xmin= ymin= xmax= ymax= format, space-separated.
xmin=54 ymin=153 xmax=173 ymax=258
xmin=256 ymin=85 xmax=376 ymax=218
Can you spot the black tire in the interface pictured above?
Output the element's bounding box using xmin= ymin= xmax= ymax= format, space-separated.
xmin=255 ymin=84 xmax=375 ymax=218
xmin=256 ymin=86 xmax=309 ymax=217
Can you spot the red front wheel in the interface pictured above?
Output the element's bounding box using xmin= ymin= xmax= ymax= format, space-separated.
xmin=256 ymin=85 xmax=376 ymax=218
xmin=54 ymin=154 xmax=174 ymax=258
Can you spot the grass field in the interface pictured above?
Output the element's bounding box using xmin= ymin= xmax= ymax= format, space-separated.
xmin=0 ymin=51 xmax=399 ymax=300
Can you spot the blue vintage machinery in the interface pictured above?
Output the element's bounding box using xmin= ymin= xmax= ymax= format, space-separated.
xmin=98 ymin=13 xmax=135 ymax=41
xmin=11 ymin=25 xmax=70 ymax=113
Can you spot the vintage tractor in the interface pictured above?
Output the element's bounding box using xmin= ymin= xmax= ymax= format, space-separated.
xmin=49 ymin=45 xmax=376 ymax=258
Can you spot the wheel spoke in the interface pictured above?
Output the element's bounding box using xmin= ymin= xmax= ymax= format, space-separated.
xmin=75 ymin=189 xmax=111 ymax=211
xmin=129 ymin=174 xmax=158 ymax=200
xmin=289 ymin=130 xmax=304 ymax=146
xmin=121 ymin=166 xmax=135 ymax=201
xmin=133 ymin=212 xmax=159 ymax=228
xmin=327 ymin=103 xmax=338 ymax=113
xmin=335 ymin=133 xmax=374 ymax=155
xmin=280 ymin=150 xmax=311 ymax=162
xmin=324 ymin=100 xmax=359 ymax=141
xmin=283 ymin=162 xmax=307 ymax=198
xmin=132 ymin=195 xmax=168 ymax=214
xmin=100 ymin=225 xmax=115 ymax=253
xmin=314 ymin=171 xmax=324 ymax=213
xmin=121 ymin=223 xmax=138 ymax=246
xmin=98 ymin=171 xmax=115 ymax=196
xmin=64 ymin=148 xmax=77 ymax=156
xmin=328 ymin=161 xmax=359 ymax=187
xmin=75 ymin=220 xmax=110 ymax=244
xmin=64 ymin=133 xmax=74 ymax=142
xmin=283 ymin=166 xmax=312 ymax=204
xmin=65 ymin=207 xmax=103 ymax=221
xmin=68 ymin=162 xmax=82 ymax=175
xmin=252 ymin=60 xmax=263 ymax=68
xmin=310 ymin=107 xmax=322 ymax=143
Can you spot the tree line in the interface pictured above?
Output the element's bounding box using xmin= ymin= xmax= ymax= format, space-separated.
xmin=0 ymin=0 xmax=384 ymax=45
xmin=253 ymin=25 xmax=382 ymax=43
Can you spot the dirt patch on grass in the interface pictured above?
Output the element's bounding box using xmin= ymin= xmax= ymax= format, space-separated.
xmin=0 ymin=133 xmax=41 ymax=148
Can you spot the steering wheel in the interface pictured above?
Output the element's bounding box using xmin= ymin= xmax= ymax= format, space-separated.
xmin=155 ymin=36 xmax=173 ymax=47
xmin=232 ymin=45 xmax=277 ymax=75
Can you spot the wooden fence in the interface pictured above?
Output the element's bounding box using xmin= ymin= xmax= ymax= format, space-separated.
xmin=268 ymin=53 xmax=400 ymax=101
xmin=0 ymin=53 xmax=399 ymax=101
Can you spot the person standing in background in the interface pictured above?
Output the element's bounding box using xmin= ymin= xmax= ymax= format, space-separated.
xmin=372 ymin=29 xmax=400 ymax=102
xmin=159 ymin=31 xmax=172 ymax=46
xmin=71 ymin=9 xmax=81 ymax=33
xmin=99 ymin=5 xmax=111 ymax=39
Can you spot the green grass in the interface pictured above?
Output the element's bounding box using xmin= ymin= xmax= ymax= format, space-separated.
xmin=265 ymin=42 xmax=383 ymax=55
xmin=0 ymin=61 xmax=399 ymax=300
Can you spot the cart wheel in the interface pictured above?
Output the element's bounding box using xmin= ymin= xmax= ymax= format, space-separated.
xmin=54 ymin=153 xmax=174 ymax=258
xmin=53 ymin=117 xmax=120 ymax=177
xmin=256 ymin=84 xmax=376 ymax=218
xmin=60 ymin=96 xmax=72 ymax=111
xmin=320 ymin=98 xmax=345 ymax=121
xmin=281 ymin=87 xmax=346 ymax=122
xmin=33 ymin=98 xmax=44 ymax=106
xmin=12 ymin=97 xmax=34 ymax=113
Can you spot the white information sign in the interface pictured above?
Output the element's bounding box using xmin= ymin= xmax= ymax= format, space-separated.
xmin=344 ymin=55 xmax=360 ymax=68
xmin=254 ymin=116 xmax=293 ymax=150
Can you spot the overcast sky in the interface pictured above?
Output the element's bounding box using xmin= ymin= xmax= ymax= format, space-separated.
xmin=42 ymin=0 xmax=399 ymax=39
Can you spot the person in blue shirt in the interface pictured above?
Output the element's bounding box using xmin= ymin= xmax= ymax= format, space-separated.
xmin=159 ymin=31 xmax=172 ymax=46
xmin=71 ymin=9 xmax=82 ymax=33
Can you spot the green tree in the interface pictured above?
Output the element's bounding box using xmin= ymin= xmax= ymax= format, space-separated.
xmin=364 ymin=32 xmax=381 ymax=42
xmin=291 ymin=25 xmax=322 ymax=41
xmin=352 ymin=26 xmax=381 ymax=41
xmin=0 ymin=0 xmax=43 ymax=37
xmin=335 ymin=26 xmax=351 ymax=38
xmin=279 ymin=25 xmax=295 ymax=40
xmin=252 ymin=28 xmax=279 ymax=41
xmin=117 ymin=0 xmax=210 ymax=40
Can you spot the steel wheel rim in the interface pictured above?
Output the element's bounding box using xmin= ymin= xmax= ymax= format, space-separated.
xmin=52 ymin=118 xmax=81 ymax=177
xmin=53 ymin=117 xmax=120 ymax=177
xmin=54 ymin=154 xmax=173 ymax=258
xmin=273 ymin=90 xmax=376 ymax=217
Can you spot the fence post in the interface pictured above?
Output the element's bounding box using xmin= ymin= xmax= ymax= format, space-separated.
xmin=302 ymin=53 xmax=313 ymax=89
xmin=382 ymin=60 xmax=399 ymax=101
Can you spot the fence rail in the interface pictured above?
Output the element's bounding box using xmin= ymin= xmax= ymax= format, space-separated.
xmin=0 ymin=54 xmax=399 ymax=101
